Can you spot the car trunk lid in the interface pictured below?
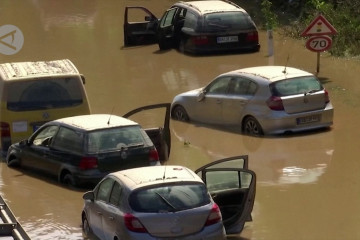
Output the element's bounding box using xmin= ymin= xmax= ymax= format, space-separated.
xmin=282 ymin=90 xmax=327 ymax=114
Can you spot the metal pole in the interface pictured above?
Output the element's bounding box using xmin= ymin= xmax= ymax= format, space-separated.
xmin=316 ymin=52 xmax=320 ymax=73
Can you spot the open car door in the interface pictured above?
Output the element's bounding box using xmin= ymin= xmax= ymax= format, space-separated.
xmin=124 ymin=6 xmax=159 ymax=46
xmin=123 ymin=103 xmax=171 ymax=164
xmin=157 ymin=7 xmax=181 ymax=50
xmin=195 ymin=155 xmax=256 ymax=234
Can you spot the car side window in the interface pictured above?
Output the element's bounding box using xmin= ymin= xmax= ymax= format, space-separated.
xmin=160 ymin=8 xmax=177 ymax=28
xmin=32 ymin=125 xmax=59 ymax=146
xmin=52 ymin=127 xmax=84 ymax=153
xmin=183 ymin=11 xmax=197 ymax=30
xmin=96 ymin=178 xmax=114 ymax=202
xmin=229 ymin=77 xmax=258 ymax=96
xmin=109 ymin=182 xmax=122 ymax=207
xmin=206 ymin=77 xmax=231 ymax=94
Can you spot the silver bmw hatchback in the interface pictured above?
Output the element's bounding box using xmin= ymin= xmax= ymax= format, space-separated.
xmin=171 ymin=66 xmax=334 ymax=136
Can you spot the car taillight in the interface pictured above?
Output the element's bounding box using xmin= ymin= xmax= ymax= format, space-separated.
xmin=246 ymin=31 xmax=259 ymax=42
xmin=0 ymin=122 xmax=11 ymax=151
xmin=266 ymin=96 xmax=284 ymax=111
xmin=205 ymin=203 xmax=222 ymax=226
xmin=79 ymin=157 xmax=98 ymax=170
xmin=149 ymin=148 xmax=159 ymax=165
xmin=324 ymin=89 xmax=330 ymax=103
xmin=191 ymin=36 xmax=209 ymax=45
xmin=124 ymin=213 xmax=147 ymax=233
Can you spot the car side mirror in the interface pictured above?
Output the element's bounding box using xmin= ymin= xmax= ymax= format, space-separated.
xmin=83 ymin=191 xmax=95 ymax=201
xmin=19 ymin=139 xmax=29 ymax=146
xmin=197 ymin=90 xmax=206 ymax=102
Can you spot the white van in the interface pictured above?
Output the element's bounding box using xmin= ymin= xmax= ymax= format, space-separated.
xmin=0 ymin=59 xmax=91 ymax=155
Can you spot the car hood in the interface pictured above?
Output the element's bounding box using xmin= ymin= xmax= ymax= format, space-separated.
xmin=173 ymin=88 xmax=203 ymax=100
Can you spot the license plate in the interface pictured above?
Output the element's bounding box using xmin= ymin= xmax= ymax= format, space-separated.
xmin=297 ymin=115 xmax=321 ymax=125
xmin=217 ymin=36 xmax=238 ymax=43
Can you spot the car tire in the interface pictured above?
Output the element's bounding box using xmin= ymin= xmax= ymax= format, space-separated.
xmin=243 ymin=116 xmax=263 ymax=136
xmin=172 ymin=105 xmax=189 ymax=121
xmin=62 ymin=172 xmax=76 ymax=187
xmin=82 ymin=213 xmax=91 ymax=238
xmin=7 ymin=156 xmax=20 ymax=167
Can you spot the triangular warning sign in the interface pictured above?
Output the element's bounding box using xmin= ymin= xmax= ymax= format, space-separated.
xmin=301 ymin=15 xmax=337 ymax=37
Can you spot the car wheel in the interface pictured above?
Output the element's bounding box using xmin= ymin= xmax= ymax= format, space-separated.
xmin=62 ymin=172 xmax=76 ymax=187
xmin=243 ymin=116 xmax=263 ymax=136
xmin=7 ymin=156 xmax=20 ymax=167
xmin=172 ymin=105 xmax=189 ymax=121
xmin=82 ymin=214 xmax=91 ymax=238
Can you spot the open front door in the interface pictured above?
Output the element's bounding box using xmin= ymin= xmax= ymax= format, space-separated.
xmin=124 ymin=6 xmax=159 ymax=46
xmin=123 ymin=103 xmax=171 ymax=164
xmin=195 ymin=155 xmax=256 ymax=234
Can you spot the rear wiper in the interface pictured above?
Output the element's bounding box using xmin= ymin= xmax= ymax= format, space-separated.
xmin=126 ymin=142 xmax=144 ymax=148
xmin=155 ymin=192 xmax=177 ymax=211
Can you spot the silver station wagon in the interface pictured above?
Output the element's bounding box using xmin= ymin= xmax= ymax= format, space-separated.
xmin=171 ymin=66 xmax=334 ymax=136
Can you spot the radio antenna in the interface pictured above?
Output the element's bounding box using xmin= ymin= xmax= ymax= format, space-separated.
xmin=107 ymin=106 xmax=115 ymax=125
xmin=283 ymin=55 xmax=290 ymax=74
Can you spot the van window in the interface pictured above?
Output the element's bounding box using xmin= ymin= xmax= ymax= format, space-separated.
xmin=6 ymin=77 xmax=84 ymax=111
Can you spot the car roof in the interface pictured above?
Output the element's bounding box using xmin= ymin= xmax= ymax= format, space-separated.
xmin=229 ymin=66 xmax=314 ymax=82
xmin=0 ymin=59 xmax=80 ymax=81
xmin=111 ymin=165 xmax=203 ymax=190
xmin=176 ymin=0 xmax=246 ymax=14
xmin=52 ymin=114 xmax=139 ymax=131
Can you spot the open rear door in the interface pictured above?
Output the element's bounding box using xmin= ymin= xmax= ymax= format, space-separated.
xmin=124 ymin=6 xmax=159 ymax=46
xmin=123 ymin=103 xmax=171 ymax=164
xmin=195 ymin=155 xmax=256 ymax=234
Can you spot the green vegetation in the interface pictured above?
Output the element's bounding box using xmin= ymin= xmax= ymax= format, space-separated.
xmin=236 ymin=0 xmax=360 ymax=57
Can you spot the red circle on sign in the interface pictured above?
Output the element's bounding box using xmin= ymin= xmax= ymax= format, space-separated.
xmin=305 ymin=35 xmax=332 ymax=52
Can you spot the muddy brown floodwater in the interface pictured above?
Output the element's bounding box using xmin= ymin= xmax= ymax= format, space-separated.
xmin=1 ymin=0 xmax=360 ymax=239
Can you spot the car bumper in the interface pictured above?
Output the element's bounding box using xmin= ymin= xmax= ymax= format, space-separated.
xmin=121 ymin=222 xmax=226 ymax=240
xmin=258 ymin=105 xmax=334 ymax=135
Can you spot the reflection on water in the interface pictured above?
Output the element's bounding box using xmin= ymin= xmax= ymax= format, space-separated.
xmin=171 ymin=121 xmax=334 ymax=186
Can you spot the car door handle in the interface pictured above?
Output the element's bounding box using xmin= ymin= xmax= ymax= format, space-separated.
xmin=97 ymin=211 xmax=102 ymax=215
xmin=108 ymin=216 xmax=114 ymax=221
xmin=216 ymin=99 xmax=222 ymax=104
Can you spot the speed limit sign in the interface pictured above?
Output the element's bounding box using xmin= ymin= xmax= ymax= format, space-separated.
xmin=305 ymin=35 xmax=332 ymax=52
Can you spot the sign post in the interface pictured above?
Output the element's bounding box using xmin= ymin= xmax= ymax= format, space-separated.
xmin=301 ymin=15 xmax=337 ymax=73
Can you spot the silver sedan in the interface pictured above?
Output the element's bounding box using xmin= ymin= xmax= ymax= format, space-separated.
xmin=171 ymin=66 xmax=334 ymax=136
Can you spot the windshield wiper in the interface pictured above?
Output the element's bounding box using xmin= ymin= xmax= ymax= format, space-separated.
xmin=126 ymin=142 xmax=144 ymax=148
xmin=155 ymin=192 xmax=177 ymax=211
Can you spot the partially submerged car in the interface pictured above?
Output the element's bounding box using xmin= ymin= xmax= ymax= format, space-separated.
xmin=124 ymin=0 xmax=260 ymax=54
xmin=171 ymin=66 xmax=334 ymax=136
xmin=82 ymin=155 xmax=256 ymax=239
xmin=6 ymin=103 xmax=171 ymax=187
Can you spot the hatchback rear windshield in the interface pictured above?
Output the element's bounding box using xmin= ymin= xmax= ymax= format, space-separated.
xmin=203 ymin=12 xmax=253 ymax=32
xmin=6 ymin=77 xmax=84 ymax=111
xmin=129 ymin=183 xmax=211 ymax=213
xmin=270 ymin=76 xmax=323 ymax=97
xmin=87 ymin=126 xmax=149 ymax=153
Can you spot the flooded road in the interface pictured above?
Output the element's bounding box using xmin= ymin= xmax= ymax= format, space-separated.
xmin=1 ymin=0 xmax=360 ymax=239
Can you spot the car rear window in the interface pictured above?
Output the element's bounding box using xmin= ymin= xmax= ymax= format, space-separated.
xmin=6 ymin=77 xmax=84 ymax=111
xmin=270 ymin=76 xmax=323 ymax=97
xmin=203 ymin=12 xmax=254 ymax=32
xmin=87 ymin=125 xmax=149 ymax=153
xmin=129 ymin=183 xmax=211 ymax=213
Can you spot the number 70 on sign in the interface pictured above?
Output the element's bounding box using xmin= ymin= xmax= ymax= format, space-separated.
xmin=305 ymin=35 xmax=332 ymax=52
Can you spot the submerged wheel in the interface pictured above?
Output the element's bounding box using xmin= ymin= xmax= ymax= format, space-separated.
xmin=62 ymin=172 xmax=76 ymax=187
xmin=82 ymin=214 xmax=91 ymax=238
xmin=172 ymin=105 xmax=189 ymax=121
xmin=243 ymin=116 xmax=263 ymax=136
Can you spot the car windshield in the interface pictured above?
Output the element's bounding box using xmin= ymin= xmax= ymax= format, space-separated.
xmin=6 ymin=77 xmax=84 ymax=111
xmin=270 ymin=76 xmax=323 ymax=97
xmin=129 ymin=183 xmax=210 ymax=213
xmin=203 ymin=12 xmax=252 ymax=31
xmin=87 ymin=125 xmax=147 ymax=153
